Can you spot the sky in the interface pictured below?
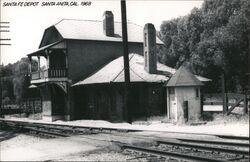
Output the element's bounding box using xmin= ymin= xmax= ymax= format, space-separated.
xmin=0 ymin=0 xmax=203 ymax=65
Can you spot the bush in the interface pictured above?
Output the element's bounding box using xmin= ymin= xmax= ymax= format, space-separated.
xmin=201 ymin=112 xmax=214 ymax=121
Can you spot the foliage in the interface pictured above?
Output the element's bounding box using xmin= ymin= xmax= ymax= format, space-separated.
xmin=158 ymin=0 xmax=249 ymax=93
xmin=0 ymin=57 xmax=38 ymax=102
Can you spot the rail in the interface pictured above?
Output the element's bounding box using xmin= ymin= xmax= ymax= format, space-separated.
xmin=0 ymin=119 xmax=249 ymax=161
xmin=122 ymin=144 xmax=227 ymax=162
xmin=157 ymin=140 xmax=249 ymax=156
xmin=176 ymin=138 xmax=249 ymax=147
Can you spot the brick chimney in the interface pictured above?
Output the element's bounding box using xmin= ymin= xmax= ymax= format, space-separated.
xmin=103 ymin=11 xmax=114 ymax=37
xmin=143 ymin=23 xmax=157 ymax=74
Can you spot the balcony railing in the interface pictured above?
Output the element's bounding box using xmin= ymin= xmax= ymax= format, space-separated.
xmin=31 ymin=68 xmax=67 ymax=80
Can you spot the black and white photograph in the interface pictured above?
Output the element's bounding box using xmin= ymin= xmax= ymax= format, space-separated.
xmin=0 ymin=0 xmax=249 ymax=161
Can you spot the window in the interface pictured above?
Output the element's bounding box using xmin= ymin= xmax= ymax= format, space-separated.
xmin=144 ymin=33 xmax=147 ymax=47
xmin=195 ymin=88 xmax=199 ymax=98
xmin=169 ymin=87 xmax=175 ymax=95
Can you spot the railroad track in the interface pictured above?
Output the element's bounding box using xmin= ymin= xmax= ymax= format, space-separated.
xmin=0 ymin=118 xmax=249 ymax=141
xmin=122 ymin=138 xmax=249 ymax=162
xmin=0 ymin=118 xmax=248 ymax=140
xmin=0 ymin=119 xmax=249 ymax=161
xmin=176 ymin=138 xmax=249 ymax=148
xmin=0 ymin=119 xmax=140 ymax=139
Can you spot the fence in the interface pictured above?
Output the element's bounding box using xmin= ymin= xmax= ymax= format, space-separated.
xmin=202 ymin=93 xmax=249 ymax=114
xmin=0 ymin=98 xmax=42 ymax=115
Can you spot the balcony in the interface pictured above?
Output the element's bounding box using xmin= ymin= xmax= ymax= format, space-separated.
xmin=31 ymin=68 xmax=67 ymax=83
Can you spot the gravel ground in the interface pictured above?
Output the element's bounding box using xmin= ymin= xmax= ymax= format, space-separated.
xmin=0 ymin=133 xmax=98 ymax=161
xmin=0 ymin=131 xmax=149 ymax=161
xmin=1 ymin=129 xmax=249 ymax=161
xmin=55 ymin=151 xmax=137 ymax=161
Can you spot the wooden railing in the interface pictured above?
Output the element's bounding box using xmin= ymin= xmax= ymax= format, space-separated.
xmin=48 ymin=68 xmax=67 ymax=78
xmin=31 ymin=68 xmax=67 ymax=80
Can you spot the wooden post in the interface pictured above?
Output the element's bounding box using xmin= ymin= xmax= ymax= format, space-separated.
xmin=166 ymin=88 xmax=170 ymax=119
xmin=247 ymin=27 xmax=250 ymax=113
xmin=28 ymin=56 xmax=32 ymax=73
xmin=121 ymin=0 xmax=131 ymax=123
xmin=0 ymin=75 xmax=2 ymax=115
xmin=244 ymin=95 xmax=248 ymax=114
xmin=200 ymin=88 xmax=204 ymax=115
xmin=64 ymin=50 xmax=68 ymax=69
xmin=222 ymin=74 xmax=228 ymax=113
xmin=33 ymin=99 xmax=35 ymax=114
xmin=45 ymin=50 xmax=50 ymax=69
xmin=37 ymin=56 xmax=41 ymax=79
xmin=248 ymin=31 xmax=250 ymax=95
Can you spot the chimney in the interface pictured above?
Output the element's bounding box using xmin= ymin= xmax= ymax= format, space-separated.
xmin=103 ymin=11 xmax=114 ymax=37
xmin=143 ymin=23 xmax=157 ymax=74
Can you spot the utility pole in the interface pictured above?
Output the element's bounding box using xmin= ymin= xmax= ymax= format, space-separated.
xmin=121 ymin=0 xmax=131 ymax=123
xmin=0 ymin=82 xmax=1 ymax=113
xmin=0 ymin=66 xmax=2 ymax=115
xmin=248 ymin=31 xmax=250 ymax=95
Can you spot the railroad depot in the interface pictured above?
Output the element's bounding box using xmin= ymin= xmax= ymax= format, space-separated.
xmin=26 ymin=11 xmax=210 ymax=122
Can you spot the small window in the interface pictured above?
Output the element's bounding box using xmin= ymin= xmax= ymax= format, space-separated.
xmin=195 ymin=88 xmax=199 ymax=98
xmin=144 ymin=33 xmax=147 ymax=47
xmin=169 ymin=87 xmax=175 ymax=95
xmin=145 ymin=51 xmax=148 ymax=67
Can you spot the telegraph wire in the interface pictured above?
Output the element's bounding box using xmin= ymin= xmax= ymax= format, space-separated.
xmin=0 ymin=21 xmax=11 ymax=46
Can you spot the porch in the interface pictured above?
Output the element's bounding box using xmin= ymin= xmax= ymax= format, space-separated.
xmin=31 ymin=68 xmax=67 ymax=80
xmin=27 ymin=41 xmax=68 ymax=83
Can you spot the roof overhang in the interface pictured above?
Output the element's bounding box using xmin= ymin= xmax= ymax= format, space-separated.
xmin=27 ymin=40 xmax=65 ymax=57
xmin=72 ymin=81 xmax=167 ymax=87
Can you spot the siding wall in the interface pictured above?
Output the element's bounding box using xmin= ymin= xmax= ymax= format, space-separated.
xmin=175 ymin=87 xmax=201 ymax=121
xmin=73 ymin=83 xmax=166 ymax=121
xmin=67 ymin=40 xmax=143 ymax=83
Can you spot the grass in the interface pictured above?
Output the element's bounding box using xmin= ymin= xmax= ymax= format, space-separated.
xmin=132 ymin=111 xmax=249 ymax=126
xmin=132 ymin=115 xmax=172 ymax=125
xmin=210 ymin=113 xmax=249 ymax=124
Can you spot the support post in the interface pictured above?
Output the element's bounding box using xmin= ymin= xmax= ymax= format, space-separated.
xmin=121 ymin=0 xmax=131 ymax=123
xmin=0 ymin=73 xmax=2 ymax=115
xmin=222 ymin=74 xmax=228 ymax=113
xmin=33 ymin=99 xmax=35 ymax=114
xmin=166 ymin=88 xmax=170 ymax=119
xmin=63 ymin=50 xmax=68 ymax=69
xmin=200 ymin=88 xmax=204 ymax=115
xmin=28 ymin=56 xmax=32 ymax=74
xmin=37 ymin=56 xmax=41 ymax=79
xmin=244 ymin=95 xmax=248 ymax=114
xmin=45 ymin=50 xmax=50 ymax=69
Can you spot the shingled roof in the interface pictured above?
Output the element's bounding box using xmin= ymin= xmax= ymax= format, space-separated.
xmin=39 ymin=19 xmax=163 ymax=47
xmin=73 ymin=54 xmax=209 ymax=86
xmin=166 ymin=65 xmax=204 ymax=87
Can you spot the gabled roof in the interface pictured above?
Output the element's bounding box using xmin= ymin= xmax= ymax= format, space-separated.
xmin=73 ymin=54 xmax=209 ymax=86
xmin=166 ymin=65 xmax=204 ymax=87
xmin=40 ymin=19 xmax=163 ymax=47
xmin=73 ymin=54 xmax=170 ymax=86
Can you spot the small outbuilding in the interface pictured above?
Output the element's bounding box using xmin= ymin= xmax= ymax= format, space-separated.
xmin=166 ymin=65 xmax=204 ymax=122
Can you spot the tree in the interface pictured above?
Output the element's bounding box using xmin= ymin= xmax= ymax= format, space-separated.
xmin=158 ymin=0 xmax=249 ymax=92
xmin=0 ymin=57 xmax=38 ymax=102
